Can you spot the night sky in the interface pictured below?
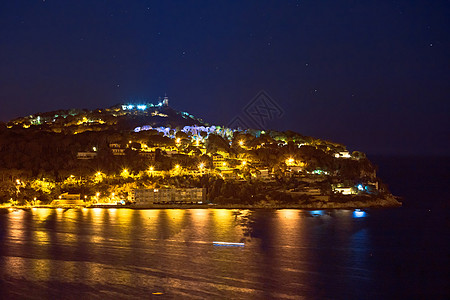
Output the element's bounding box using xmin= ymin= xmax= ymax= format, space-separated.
xmin=1 ymin=1 xmax=449 ymax=155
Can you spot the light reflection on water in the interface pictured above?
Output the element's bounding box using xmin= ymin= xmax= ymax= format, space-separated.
xmin=1 ymin=207 xmax=442 ymax=299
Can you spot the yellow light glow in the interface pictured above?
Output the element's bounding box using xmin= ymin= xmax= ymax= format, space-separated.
xmin=222 ymin=162 xmax=227 ymax=167
xmin=198 ymin=163 xmax=205 ymax=169
xmin=175 ymin=164 xmax=180 ymax=169
xmin=149 ymin=166 xmax=154 ymax=172
xmin=176 ymin=138 xmax=181 ymax=144
xmin=238 ymin=140 xmax=244 ymax=146
xmin=242 ymin=161 xmax=247 ymax=165
xmin=121 ymin=168 xmax=129 ymax=178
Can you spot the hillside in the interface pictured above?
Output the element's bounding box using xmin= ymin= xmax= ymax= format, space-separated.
xmin=0 ymin=99 xmax=398 ymax=208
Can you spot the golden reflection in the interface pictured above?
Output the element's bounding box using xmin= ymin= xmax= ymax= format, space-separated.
xmin=31 ymin=257 xmax=51 ymax=282
xmin=278 ymin=209 xmax=299 ymax=220
xmin=32 ymin=208 xmax=52 ymax=220
xmin=212 ymin=209 xmax=236 ymax=238
xmin=214 ymin=209 xmax=230 ymax=220
xmin=3 ymin=256 xmax=27 ymax=278
xmin=192 ymin=209 xmax=208 ymax=220
xmin=114 ymin=209 xmax=134 ymax=240
xmin=190 ymin=209 xmax=209 ymax=239
xmin=108 ymin=208 xmax=118 ymax=224
xmin=140 ymin=209 xmax=158 ymax=219
xmin=167 ymin=209 xmax=185 ymax=220
xmin=34 ymin=230 xmax=50 ymax=244
xmin=81 ymin=207 xmax=88 ymax=217
xmin=139 ymin=210 xmax=159 ymax=238
xmin=91 ymin=207 xmax=103 ymax=220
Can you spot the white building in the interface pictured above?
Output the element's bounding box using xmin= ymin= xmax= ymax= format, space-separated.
xmin=77 ymin=152 xmax=97 ymax=159
xmin=334 ymin=151 xmax=351 ymax=158
xmin=133 ymin=188 xmax=206 ymax=205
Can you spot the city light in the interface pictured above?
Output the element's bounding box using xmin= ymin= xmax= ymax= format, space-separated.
xmin=242 ymin=161 xmax=247 ymax=166
xmin=286 ymin=157 xmax=294 ymax=165
xmin=121 ymin=169 xmax=129 ymax=178
xmin=149 ymin=166 xmax=154 ymax=172
xmin=198 ymin=162 xmax=205 ymax=169
xmin=137 ymin=105 xmax=147 ymax=110
xmin=238 ymin=140 xmax=244 ymax=146
xmin=175 ymin=164 xmax=180 ymax=169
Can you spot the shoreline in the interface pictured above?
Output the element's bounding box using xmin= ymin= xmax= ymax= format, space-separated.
xmin=2 ymin=195 xmax=401 ymax=210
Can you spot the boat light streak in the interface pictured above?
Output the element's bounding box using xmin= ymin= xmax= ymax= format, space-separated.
xmin=213 ymin=241 xmax=245 ymax=247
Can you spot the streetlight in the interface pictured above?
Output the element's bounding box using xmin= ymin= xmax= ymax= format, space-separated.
xmin=238 ymin=140 xmax=244 ymax=146
xmin=286 ymin=157 xmax=294 ymax=165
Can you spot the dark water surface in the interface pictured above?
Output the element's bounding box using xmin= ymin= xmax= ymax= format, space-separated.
xmin=0 ymin=157 xmax=448 ymax=299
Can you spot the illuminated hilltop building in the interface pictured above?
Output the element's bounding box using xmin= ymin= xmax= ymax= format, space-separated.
xmin=121 ymin=95 xmax=169 ymax=111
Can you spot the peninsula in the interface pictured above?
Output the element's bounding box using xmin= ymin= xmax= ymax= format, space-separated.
xmin=0 ymin=97 xmax=400 ymax=209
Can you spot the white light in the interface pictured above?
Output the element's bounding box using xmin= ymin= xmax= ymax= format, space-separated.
xmin=127 ymin=105 xmax=134 ymax=109
xmin=137 ymin=105 xmax=147 ymax=110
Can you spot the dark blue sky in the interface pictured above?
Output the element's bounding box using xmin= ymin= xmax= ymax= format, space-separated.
xmin=1 ymin=0 xmax=449 ymax=155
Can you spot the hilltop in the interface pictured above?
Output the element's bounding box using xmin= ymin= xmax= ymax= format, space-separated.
xmin=4 ymin=97 xmax=206 ymax=133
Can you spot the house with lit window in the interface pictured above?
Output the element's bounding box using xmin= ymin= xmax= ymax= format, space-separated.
xmin=77 ymin=152 xmax=97 ymax=159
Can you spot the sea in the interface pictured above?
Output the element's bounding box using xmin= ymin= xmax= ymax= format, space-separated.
xmin=0 ymin=156 xmax=448 ymax=299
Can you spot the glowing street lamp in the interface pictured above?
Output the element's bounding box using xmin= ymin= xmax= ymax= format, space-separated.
xmin=222 ymin=162 xmax=227 ymax=167
xmin=121 ymin=168 xmax=129 ymax=178
xmin=242 ymin=161 xmax=247 ymax=166
xmin=175 ymin=164 xmax=180 ymax=169
xmin=149 ymin=166 xmax=154 ymax=172
xmin=286 ymin=157 xmax=295 ymax=165
xmin=238 ymin=140 xmax=244 ymax=146
xmin=176 ymin=138 xmax=181 ymax=144
xmin=198 ymin=162 xmax=205 ymax=170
